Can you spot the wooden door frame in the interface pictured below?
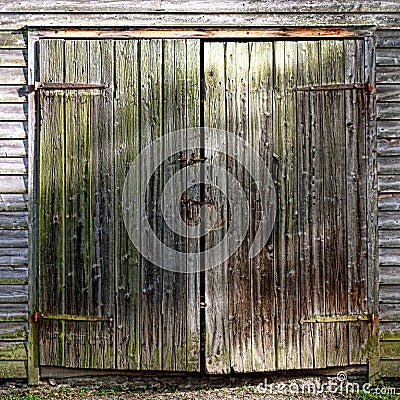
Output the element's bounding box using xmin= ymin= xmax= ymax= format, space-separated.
xmin=27 ymin=28 xmax=378 ymax=384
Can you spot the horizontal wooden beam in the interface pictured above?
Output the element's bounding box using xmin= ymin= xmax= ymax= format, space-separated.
xmin=30 ymin=27 xmax=364 ymax=39
xmin=0 ymin=0 xmax=399 ymax=13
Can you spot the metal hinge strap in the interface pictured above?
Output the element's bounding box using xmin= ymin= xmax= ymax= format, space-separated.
xmin=300 ymin=314 xmax=372 ymax=324
xmin=34 ymin=312 xmax=112 ymax=323
xmin=293 ymin=83 xmax=370 ymax=92
xmin=31 ymin=81 xmax=107 ymax=91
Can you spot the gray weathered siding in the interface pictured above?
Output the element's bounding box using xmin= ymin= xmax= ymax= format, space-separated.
xmin=376 ymin=29 xmax=400 ymax=378
xmin=0 ymin=30 xmax=29 ymax=379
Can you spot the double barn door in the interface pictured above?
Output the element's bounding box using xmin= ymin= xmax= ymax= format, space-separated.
xmin=37 ymin=37 xmax=370 ymax=372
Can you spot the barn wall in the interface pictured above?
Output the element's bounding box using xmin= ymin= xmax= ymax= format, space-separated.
xmin=376 ymin=29 xmax=400 ymax=378
xmin=0 ymin=30 xmax=29 ymax=379
xmin=0 ymin=0 xmax=399 ymax=381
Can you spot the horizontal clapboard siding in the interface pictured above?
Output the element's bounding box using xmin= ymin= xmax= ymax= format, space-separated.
xmin=376 ymin=29 xmax=400 ymax=378
xmin=0 ymin=30 xmax=28 ymax=379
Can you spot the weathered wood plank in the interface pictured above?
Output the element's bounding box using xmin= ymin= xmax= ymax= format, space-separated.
xmin=0 ymin=86 xmax=28 ymax=103
xmin=0 ymin=68 xmax=27 ymax=85
xmin=0 ymin=122 xmax=27 ymax=139
xmin=249 ymin=41 xmax=275 ymax=372
xmin=0 ymin=322 xmax=27 ymax=340
xmin=274 ymin=40 xmax=300 ymax=370
xmin=0 ymin=14 xmax=395 ymax=30
xmin=379 ymin=247 xmax=400 ymax=266
xmin=0 ymin=360 xmax=26 ymax=378
xmin=0 ymin=304 xmax=27 ymax=321
xmin=379 ymin=211 xmax=400 ymax=229
xmin=140 ymin=39 xmax=163 ymax=371
xmin=377 ymin=120 xmax=400 ymax=139
xmin=185 ymin=39 xmax=201 ymax=373
xmin=377 ymin=67 xmax=400 ymax=84
xmin=0 ymin=140 xmax=27 ymax=157
xmin=378 ymin=157 xmax=400 ymax=174
xmin=0 ymin=1 xmax=399 ymax=13
xmin=0 ymin=285 xmax=27 ymax=303
xmin=64 ymin=40 xmax=91 ymax=369
xmin=379 ymin=230 xmax=400 ymax=248
xmin=114 ymin=39 xmax=140 ymax=371
xmin=378 ymin=138 xmax=400 ymax=156
xmin=377 ymin=85 xmax=400 ymax=102
xmin=224 ymin=41 xmax=252 ymax=373
xmin=376 ymin=32 xmax=400 ymax=48
xmin=0 ymin=212 xmax=27 ymax=229
xmin=379 ymin=193 xmax=400 ymax=210
xmin=376 ymin=49 xmax=400 ymax=66
xmin=0 ymin=158 xmax=27 ymax=174
xmin=344 ymin=39 xmax=368 ymax=365
xmin=0 ymin=176 xmax=27 ymax=194
xmin=162 ymin=39 xmax=188 ymax=372
xmin=320 ymin=40 xmax=348 ymax=368
xmin=204 ymin=41 xmax=230 ymax=374
xmin=0 ymin=32 xmax=26 ymax=49
xmin=378 ymin=175 xmax=400 ymax=192
xmin=0 ymin=49 xmax=27 ymax=67
xmin=87 ymin=39 xmax=115 ymax=370
xmin=297 ymin=40 xmax=326 ymax=370
xmin=0 ymin=231 xmax=28 ymax=248
xmin=380 ymin=322 xmax=400 ymax=337
xmin=377 ymin=103 xmax=400 ymax=120
xmin=0 ymin=103 xmax=27 ymax=121
xmin=0 ymin=266 xmax=27 ymax=284
xmin=380 ymin=303 xmax=400 ymax=321
xmin=380 ymin=266 xmax=400 ymax=284
xmin=380 ymin=341 xmax=400 ymax=359
xmin=0 ymin=341 xmax=26 ymax=360
xmin=0 ymin=194 xmax=27 ymax=211
xmin=380 ymin=284 xmax=400 ymax=303
xmin=0 ymin=248 xmax=28 ymax=266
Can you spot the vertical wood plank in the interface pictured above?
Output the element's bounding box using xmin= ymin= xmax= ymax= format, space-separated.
xmin=320 ymin=40 xmax=349 ymax=367
xmin=249 ymin=41 xmax=275 ymax=372
xmin=64 ymin=40 xmax=91 ymax=368
xmin=114 ymin=39 xmax=141 ymax=370
xmin=162 ymin=39 xmax=187 ymax=371
xmin=140 ymin=39 xmax=163 ymax=370
xmin=87 ymin=40 xmax=115 ymax=369
xmin=344 ymin=40 xmax=369 ymax=365
xmin=38 ymin=39 xmax=65 ymax=367
xmin=185 ymin=39 xmax=201 ymax=372
xmin=296 ymin=41 xmax=327 ymax=370
xmin=274 ymin=41 xmax=300 ymax=370
xmin=225 ymin=42 xmax=252 ymax=373
xmin=204 ymin=41 xmax=230 ymax=374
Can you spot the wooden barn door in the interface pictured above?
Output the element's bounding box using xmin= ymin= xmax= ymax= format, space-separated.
xmin=36 ymin=36 xmax=369 ymax=373
xmin=37 ymin=38 xmax=202 ymax=370
xmin=202 ymin=39 xmax=369 ymax=373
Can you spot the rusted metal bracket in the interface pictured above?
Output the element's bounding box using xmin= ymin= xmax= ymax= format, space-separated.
xmin=177 ymin=152 xmax=208 ymax=166
xmin=182 ymin=198 xmax=214 ymax=207
xmin=33 ymin=312 xmax=112 ymax=323
xmin=293 ymin=83 xmax=370 ymax=92
xmin=300 ymin=314 xmax=373 ymax=324
xmin=31 ymin=81 xmax=107 ymax=91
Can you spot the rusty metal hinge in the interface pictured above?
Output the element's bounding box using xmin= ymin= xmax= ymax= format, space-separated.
xmin=33 ymin=312 xmax=112 ymax=323
xmin=177 ymin=152 xmax=208 ymax=166
xmin=300 ymin=314 xmax=373 ymax=324
xmin=30 ymin=81 xmax=107 ymax=92
xmin=293 ymin=83 xmax=371 ymax=92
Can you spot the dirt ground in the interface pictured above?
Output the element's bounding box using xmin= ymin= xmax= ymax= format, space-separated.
xmin=1 ymin=374 xmax=399 ymax=400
